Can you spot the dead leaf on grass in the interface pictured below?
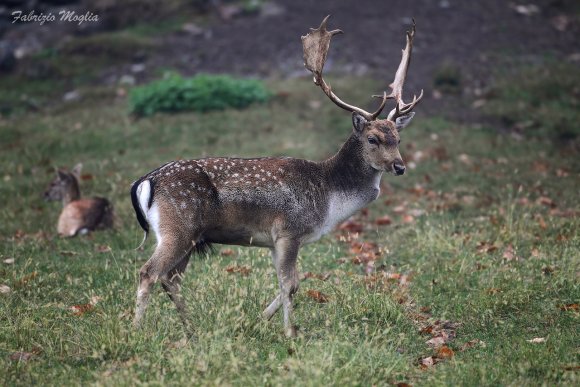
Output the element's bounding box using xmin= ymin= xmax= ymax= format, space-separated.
xmin=225 ymin=265 xmax=251 ymax=276
xmin=502 ymin=245 xmax=520 ymax=261
xmin=70 ymin=303 xmax=94 ymax=316
xmin=220 ymin=248 xmax=236 ymax=257
xmin=375 ymin=215 xmax=392 ymax=226
xmin=536 ymin=196 xmax=556 ymax=208
xmin=460 ymin=339 xmax=486 ymax=351
xmin=9 ymin=349 xmax=41 ymax=362
xmin=419 ymin=356 xmax=435 ymax=369
xmin=559 ymin=303 xmax=579 ymax=312
xmin=338 ymin=219 xmax=363 ymax=233
xmin=527 ymin=337 xmax=546 ymax=343
xmin=0 ymin=284 xmax=11 ymax=294
xmin=302 ymin=272 xmax=330 ymax=281
xmin=437 ymin=345 xmax=454 ymax=359
xmin=95 ymin=244 xmax=111 ymax=253
xmin=476 ymin=241 xmax=498 ymax=254
xmin=306 ymin=290 xmax=329 ymax=303
xmin=426 ymin=336 xmax=447 ymax=348
xmin=14 ymin=272 xmax=37 ymax=288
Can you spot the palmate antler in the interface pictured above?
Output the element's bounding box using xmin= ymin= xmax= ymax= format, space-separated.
xmin=301 ymin=15 xmax=423 ymax=122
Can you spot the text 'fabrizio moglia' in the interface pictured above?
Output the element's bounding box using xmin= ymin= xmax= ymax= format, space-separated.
xmin=12 ymin=10 xmax=99 ymax=26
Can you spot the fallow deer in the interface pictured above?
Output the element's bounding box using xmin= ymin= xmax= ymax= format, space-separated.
xmin=130 ymin=16 xmax=423 ymax=337
xmin=44 ymin=163 xmax=114 ymax=237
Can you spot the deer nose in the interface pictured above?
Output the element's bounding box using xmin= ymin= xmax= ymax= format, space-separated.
xmin=394 ymin=161 xmax=406 ymax=176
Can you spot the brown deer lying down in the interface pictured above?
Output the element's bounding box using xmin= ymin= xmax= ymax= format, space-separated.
xmin=44 ymin=163 xmax=114 ymax=237
xmin=131 ymin=16 xmax=423 ymax=337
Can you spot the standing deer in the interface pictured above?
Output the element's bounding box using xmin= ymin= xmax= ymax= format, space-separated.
xmin=44 ymin=163 xmax=114 ymax=237
xmin=131 ymin=16 xmax=423 ymax=337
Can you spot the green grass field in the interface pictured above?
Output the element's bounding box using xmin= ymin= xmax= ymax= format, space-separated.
xmin=0 ymin=74 xmax=578 ymax=385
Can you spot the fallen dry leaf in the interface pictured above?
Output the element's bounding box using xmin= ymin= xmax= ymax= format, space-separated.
xmin=70 ymin=303 xmax=94 ymax=316
xmin=559 ymin=303 xmax=579 ymax=312
xmin=527 ymin=337 xmax=546 ymax=344
xmin=420 ymin=356 xmax=435 ymax=368
xmin=375 ymin=215 xmax=392 ymax=226
xmin=338 ymin=219 xmax=363 ymax=233
xmin=302 ymin=272 xmax=330 ymax=281
xmin=460 ymin=339 xmax=485 ymax=351
xmin=225 ymin=265 xmax=251 ymax=276
xmin=536 ymin=196 xmax=556 ymax=208
xmin=14 ymin=272 xmax=37 ymax=288
xmin=502 ymin=245 xmax=519 ymax=261
xmin=393 ymin=205 xmax=406 ymax=214
xmin=536 ymin=215 xmax=547 ymax=230
xmin=80 ymin=174 xmax=94 ymax=181
xmin=426 ymin=336 xmax=446 ymax=348
xmin=437 ymin=345 xmax=454 ymax=359
xmin=9 ymin=350 xmax=39 ymax=362
xmin=220 ymin=248 xmax=236 ymax=257
xmin=0 ymin=284 xmax=11 ymax=293
xmin=306 ymin=289 xmax=329 ymax=303
xmin=476 ymin=241 xmax=498 ymax=254
xmin=95 ymin=244 xmax=111 ymax=253
xmin=402 ymin=214 xmax=415 ymax=224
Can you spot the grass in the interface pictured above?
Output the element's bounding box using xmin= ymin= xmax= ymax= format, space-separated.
xmin=0 ymin=73 xmax=578 ymax=385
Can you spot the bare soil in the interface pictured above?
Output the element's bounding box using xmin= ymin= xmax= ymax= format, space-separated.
xmin=152 ymin=0 xmax=579 ymax=122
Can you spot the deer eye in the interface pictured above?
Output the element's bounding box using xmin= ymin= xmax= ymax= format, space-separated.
xmin=367 ymin=136 xmax=379 ymax=146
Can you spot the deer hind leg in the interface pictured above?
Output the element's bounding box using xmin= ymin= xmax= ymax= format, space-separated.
xmin=161 ymin=255 xmax=192 ymax=333
xmin=274 ymin=238 xmax=301 ymax=337
xmin=263 ymin=248 xmax=282 ymax=320
xmin=133 ymin=235 xmax=193 ymax=328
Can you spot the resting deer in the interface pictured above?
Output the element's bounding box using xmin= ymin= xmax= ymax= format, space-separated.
xmin=44 ymin=163 xmax=114 ymax=237
xmin=130 ymin=16 xmax=423 ymax=337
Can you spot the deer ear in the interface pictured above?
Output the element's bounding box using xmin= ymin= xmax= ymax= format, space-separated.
xmin=395 ymin=112 xmax=415 ymax=131
xmin=71 ymin=163 xmax=83 ymax=179
xmin=352 ymin=112 xmax=367 ymax=133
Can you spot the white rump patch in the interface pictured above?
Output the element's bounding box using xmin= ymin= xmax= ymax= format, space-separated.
xmin=137 ymin=179 xmax=151 ymax=219
xmin=148 ymin=203 xmax=162 ymax=245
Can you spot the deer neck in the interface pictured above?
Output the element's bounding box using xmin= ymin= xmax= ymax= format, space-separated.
xmin=323 ymin=134 xmax=382 ymax=196
xmin=62 ymin=181 xmax=81 ymax=205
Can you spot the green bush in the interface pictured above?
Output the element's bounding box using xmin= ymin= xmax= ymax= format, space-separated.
xmin=129 ymin=74 xmax=271 ymax=116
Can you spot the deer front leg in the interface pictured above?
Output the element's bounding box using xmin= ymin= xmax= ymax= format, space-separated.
xmin=274 ymin=238 xmax=300 ymax=337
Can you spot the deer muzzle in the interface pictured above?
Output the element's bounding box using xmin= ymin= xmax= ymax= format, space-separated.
xmin=393 ymin=160 xmax=406 ymax=176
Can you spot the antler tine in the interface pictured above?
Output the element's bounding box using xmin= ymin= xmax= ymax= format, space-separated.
xmin=302 ymin=16 xmax=380 ymax=121
xmin=385 ymin=19 xmax=424 ymax=121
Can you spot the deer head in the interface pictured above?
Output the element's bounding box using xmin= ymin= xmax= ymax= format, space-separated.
xmin=302 ymin=15 xmax=423 ymax=175
xmin=43 ymin=163 xmax=82 ymax=204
